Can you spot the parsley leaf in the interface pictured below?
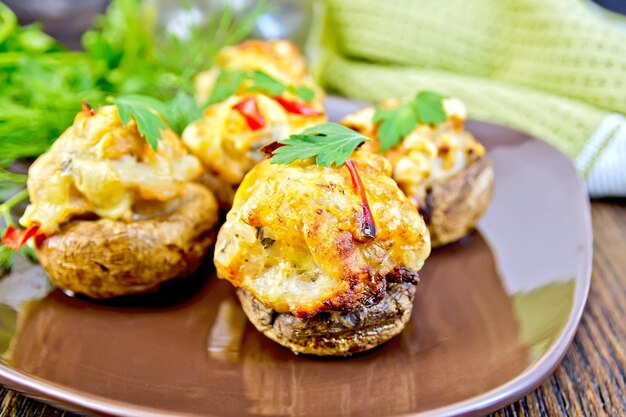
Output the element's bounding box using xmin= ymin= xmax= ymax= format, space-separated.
xmin=206 ymin=69 xmax=316 ymax=107
xmin=290 ymin=85 xmax=316 ymax=102
xmin=412 ymin=91 xmax=446 ymax=124
xmin=374 ymin=90 xmax=447 ymax=152
xmin=206 ymin=70 xmax=247 ymax=106
xmin=114 ymin=95 xmax=168 ymax=151
xmin=0 ymin=245 xmax=13 ymax=275
xmin=166 ymin=91 xmax=202 ymax=135
xmin=248 ymin=70 xmax=286 ymax=96
xmin=374 ymin=106 xmax=417 ymax=152
xmin=271 ymin=123 xmax=369 ymax=167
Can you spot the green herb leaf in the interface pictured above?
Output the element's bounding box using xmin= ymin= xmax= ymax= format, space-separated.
xmin=0 ymin=188 xmax=30 ymax=273
xmin=412 ymin=91 xmax=446 ymax=124
xmin=0 ymin=3 xmax=18 ymax=45
xmin=294 ymin=86 xmax=315 ymax=102
xmin=248 ymin=70 xmax=285 ymax=96
xmin=206 ymin=69 xmax=316 ymax=107
xmin=114 ymin=95 xmax=168 ymax=150
xmin=0 ymin=168 xmax=26 ymax=187
xmin=374 ymin=105 xmax=417 ymax=152
xmin=0 ymin=245 xmax=14 ymax=275
xmin=373 ymin=90 xmax=447 ymax=152
xmin=206 ymin=70 xmax=246 ymax=106
xmin=166 ymin=91 xmax=202 ymax=135
xmin=0 ymin=167 xmax=27 ymax=204
xmin=19 ymin=244 xmax=37 ymax=263
xmin=271 ymin=123 xmax=369 ymax=167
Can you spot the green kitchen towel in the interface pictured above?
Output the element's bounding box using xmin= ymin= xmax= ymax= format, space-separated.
xmin=318 ymin=0 xmax=626 ymax=197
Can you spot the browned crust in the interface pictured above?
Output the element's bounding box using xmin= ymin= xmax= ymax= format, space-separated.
xmin=427 ymin=157 xmax=494 ymax=247
xmin=238 ymin=281 xmax=416 ymax=356
xmin=36 ymin=183 xmax=219 ymax=299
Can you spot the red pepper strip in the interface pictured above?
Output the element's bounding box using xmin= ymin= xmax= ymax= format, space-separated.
xmin=35 ymin=232 xmax=47 ymax=247
xmin=344 ymin=159 xmax=377 ymax=239
xmin=2 ymin=223 xmax=42 ymax=250
xmin=233 ymin=97 xmax=266 ymax=130
xmin=274 ymin=96 xmax=323 ymax=116
xmin=258 ymin=141 xmax=284 ymax=159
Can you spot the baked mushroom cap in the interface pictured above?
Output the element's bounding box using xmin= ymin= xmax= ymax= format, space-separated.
xmin=425 ymin=157 xmax=494 ymax=246
xmin=238 ymin=281 xmax=416 ymax=356
xmin=18 ymin=104 xmax=219 ymax=298
xmin=36 ymin=182 xmax=218 ymax=299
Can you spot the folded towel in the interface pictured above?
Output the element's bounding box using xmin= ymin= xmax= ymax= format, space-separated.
xmin=318 ymin=0 xmax=626 ymax=197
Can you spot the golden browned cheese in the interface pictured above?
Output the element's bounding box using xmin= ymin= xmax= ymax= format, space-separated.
xmin=20 ymin=105 xmax=204 ymax=235
xmin=187 ymin=40 xmax=327 ymax=208
xmin=214 ymin=149 xmax=431 ymax=317
xmin=194 ymin=39 xmax=322 ymax=104
xmin=182 ymin=94 xmax=325 ymax=187
xmin=341 ymin=98 xmax=486 ymax=209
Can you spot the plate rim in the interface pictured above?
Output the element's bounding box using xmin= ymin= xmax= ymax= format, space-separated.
xmin=0 ymin=100 xmax=593 ymax=417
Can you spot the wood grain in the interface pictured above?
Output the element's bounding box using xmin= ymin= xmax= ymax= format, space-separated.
xmin=1 ymin=201 xmax=625 ymax=417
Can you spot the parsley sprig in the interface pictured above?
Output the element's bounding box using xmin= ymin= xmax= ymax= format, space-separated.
xmin=373 ymin=91 xmax=447 ymax=152
xmin=206 ymin=69 xmax=316 ymax=106
xmin=271 ymin=123 xmax=369 ymax=167
xmin=114 ymin=95 xmax=170 ymax=150
xmin=112 ymin=90 xmax=202 ymax=150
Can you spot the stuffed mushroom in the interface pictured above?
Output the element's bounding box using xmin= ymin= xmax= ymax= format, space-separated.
xmin=184 ymin=40 xmax=326 ymax=209
xmin=12 ymin=104 xmax=219 ymax=299
xmin=194 ymin=39 xmax=322 ymax=104
xmin=214 ymin=132 xmax=431 ymax=356
xmin=342 ymin=95 xmax=494 ymax=247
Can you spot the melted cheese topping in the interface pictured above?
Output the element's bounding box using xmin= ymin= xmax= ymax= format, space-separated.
xmin=195 ymin=39 xmax=322 ymax=104
xmin=188 ymin=40 xmax=327 ymax=199
xmin=214 ymin=149 xmax=431 ymax=316
xmin=182 ymin=93 xmax=325 ymax=187
xmin=341 ymin=98 xmax=485 ymax=208
xmin=20 ymin=105 xmax=203 ymax=235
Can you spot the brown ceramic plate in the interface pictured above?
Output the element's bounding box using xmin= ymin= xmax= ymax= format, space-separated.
xmin=0 ymin=97 xmax=592 ymax=417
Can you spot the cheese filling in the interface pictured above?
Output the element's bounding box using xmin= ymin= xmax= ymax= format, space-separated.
xmin=341 ymin=97 xmax=486 ymax=207
xmin=20 ymin=105 xmax=203 ymax=235
xmin=214 ymin=150 xmax=431 ymax=316
xmin=182 ymin=93 xmax=325 ymax=187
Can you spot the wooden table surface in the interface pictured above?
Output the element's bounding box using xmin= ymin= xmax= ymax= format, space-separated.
xmin=0 ymin=200 xmax=624 ymax=417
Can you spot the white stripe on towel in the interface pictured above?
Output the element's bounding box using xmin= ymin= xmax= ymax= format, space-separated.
xmin=586 ymin=120 xmax=626 ymax=197
xmin=575 ymin=113 xmax=625 ymax=173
